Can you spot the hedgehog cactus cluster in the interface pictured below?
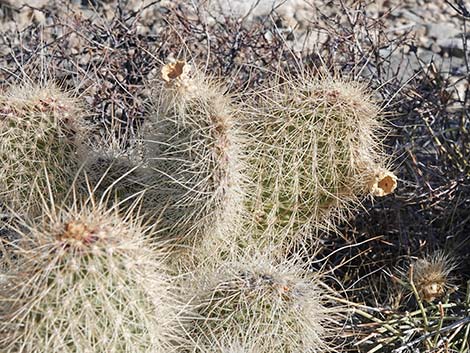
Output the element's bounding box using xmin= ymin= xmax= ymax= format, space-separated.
xmin=0 ymin=61 xmax=397 ymax=352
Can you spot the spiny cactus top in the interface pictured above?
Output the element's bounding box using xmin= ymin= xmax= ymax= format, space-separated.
xmin=141 ymin=61 xmax=245 ymax=245
xmin=187 ymin=251 xmax=340 ymax=353
xmin=0 ymin=199 xmax=181 ymax=353
xmin=246 ymin=72 xmax=397 ymax=248
xmin=410 ymin=252 xmax=456 ymax=302
xmin=0 ymin=83 xmax=89 ymax=214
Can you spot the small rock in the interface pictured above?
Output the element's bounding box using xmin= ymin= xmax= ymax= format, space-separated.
xmin=264 ymin=30 xmax=273 ymax=42
xmin=417 ymin=48 xmax=442 ymax=66
xmin=426 ymin=22 xmax=460 ymax=41
xmin=430 ymin=42 xmax=441 ymax=53
xmin=452 ymin=77 xmax=468 ymax=101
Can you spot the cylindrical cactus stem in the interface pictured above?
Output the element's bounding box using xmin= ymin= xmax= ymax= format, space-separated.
xmin=246 ymin=73 xmax=397 ymax=248
xmin=0 ymin=199 xmax=182 ymax=353
xmin=0 ymin=82 xmax=89 ymax=214
xmin=186 ymin=250 xmax=342 ymax=353
xmin=141 ymin=61 xmax=245 ymax=245
xmin=191 ymin=337 xmax=262 ymax=353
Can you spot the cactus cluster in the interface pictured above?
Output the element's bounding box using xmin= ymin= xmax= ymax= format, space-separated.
xmin=0 ymin=59 xmax=397 ymax=352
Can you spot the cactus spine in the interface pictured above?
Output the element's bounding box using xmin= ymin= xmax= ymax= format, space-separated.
xmin=191 ymin=338 xmax=262 ymax=353
xmin=81 ymin=130 xmax=146 ymax=206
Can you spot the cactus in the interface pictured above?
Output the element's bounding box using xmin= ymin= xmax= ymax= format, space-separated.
xmin=0 ymin=198 xmax=181 ymax=353
xmin=246 ymin=73 xmax=397 ymax=248
xmin=192 ymin=337 xmax=262 ymax=353
xmin=0 ymin=82 xmax=89 ymax=214
xmin=141 ymin=61 xmax=244 ymax=245
xmin=215 ymin=344 xmax=259 ymax=353
xmin=409 ymin=252 xmax=456 ymax=302
xmin=187 ymin=250 xmax=340 ymax=353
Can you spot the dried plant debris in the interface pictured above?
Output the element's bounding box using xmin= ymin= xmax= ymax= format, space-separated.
xmin=351 ymin=252 xmax=469 ymax=352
